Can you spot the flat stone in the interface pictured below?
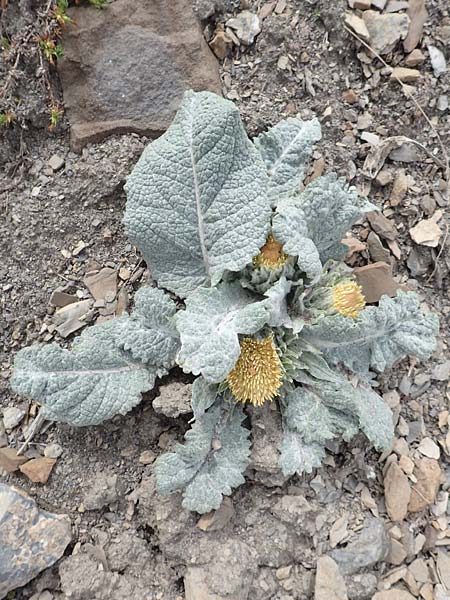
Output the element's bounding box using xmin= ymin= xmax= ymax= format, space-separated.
xmin=428 ymin=44 xmax=447 ymax=77
xmin=417 ymin=437 xmax=440 ymax=459
xmin=403 ymin=0 xmax=427 ymax=53
xmin=386 ymin=0 xmax=409 ymax=12
xmin=345 ymin=13 xmax=371 ymax=43
xmin=2 ymin=406 xmax=25 ymax=430
xmin=0 ymin=483 xmax=71 ymax=598
xmin=387 ymin=539 xmax=407 ymax=565
xmin=410 ymin=219 xmax=442 ymax=247
xmin=408 ymin=458 xmax=442 ymax=512
xmin=47 ymin=154 xmax=65 ymax=172
xmin=391 ymin=67 xmax=420 ymax=82
xmin=152 ymin=382 xmax=192 ymax=419
xmin=226 ymin=11 xmax=261 ymax=45
xmin=0 ymin=447 xmax=29 ymax=473
xmin=83 ymin=267 xmax=117 ymax=302
xmin=432 ymin=361 xmax=450 ymax=381
xmin=367 ymin=211 xmax=397 ymax=241
xmin=362 ymin=11 xmax=410 ymax=54
xmin=371 ymin=0 xmax=387 ymax=8
xmin=408 ymin=558 xmax=430 ymax=583
xmin=49 ymin=290 xmax=79 ymax=308
xmin=19 ymin=458 xmax=56 ymax=484
xmin=44 ymin=443 xmax=63 ymax=459
xmin=58 ymin=0 xmax=221 ymax=151
xmin=405 ymin=48 xmax=425 ymax=66
xmin=367 ymin=231 xmax=391 ymax=263
xmin=376 ymin=170 xmax=394 ymax=186
xmin=209 ymin=30 xmax=233 ymax=59
xmin=353 ymin=0 xmax=371 ymax=8
xmin=315 ymin=556 xmax=348 ymax=600
xmin=390 ymin=170 xmax=408 ymax=206
xmin=353 ymin=262 xmax=401 ymax=303
xmin=330 ymin=519 xmax=390 ymax=575
xmin=384 ymin=461 xmax=411 ymax=522
xmin=373 ymin=591 xmax=415 ymax=600
xmin=436 ymin=552 xmax=450 ymax=591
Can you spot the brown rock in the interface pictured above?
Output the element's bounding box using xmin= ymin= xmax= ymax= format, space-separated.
xmin=367 ymin=211 xmax=397 ymax=241
xmin=315 ymin=556 xmax=348 ymax=600
xmin=409 ymin=219 xmax=442 ymax=248
xmin=197 ymin=497 xmax=235 ymax=532
xmin=58 ymin=0 xmax=221 ymax=152
xmin=405 ymin=48 xmax=426 ymax=67
xmin=367 ymin=231 xmax=391 ymax=264
xmin=408 ymin=458 xmax=442 ymax=512
xmin=353 ymin=0 xmax=371 ymax=9
xmin=354 ymin=262 xmax=401 ymax=303
xmin=376 ymin=170 xmax=393 ymax=186
xmin=390 ymin=170 xmax=408 ymax=206
xmin=49 ymin=290 xmax=79 ymax=307
xmin=19 ymin=458 xmax=56 ymax=484
xmin=342 ymin=89 xmax=358 ymax=104
xmin=342 ymin=236 xmax=366 ymax=257
xmin=391 ymin=67 xmax=421 ymax=82
xmin=84 ymin=267 xmax=117 ymax=302
xmin=403 ymin=0 xmax=427 ymax=53
xmin=0 ymin=447 xmax=29 ymax=473
xmin=209 ymin=30 xmax=233 ymax=59
xmin=384 ymin=461 xmax=411 ymax=522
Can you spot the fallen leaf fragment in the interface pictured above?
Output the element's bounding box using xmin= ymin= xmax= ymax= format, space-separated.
xmin=409 ymin=219 xmax=442 ymax=247
xmin=19 ymin=457 xmax=56 ymax=483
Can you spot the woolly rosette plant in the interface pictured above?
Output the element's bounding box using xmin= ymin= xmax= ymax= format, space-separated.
xmin=11 ymin=91 xmax=438 ymax=514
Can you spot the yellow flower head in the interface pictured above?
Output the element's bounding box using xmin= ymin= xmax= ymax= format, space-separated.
xmin=227 ymin=336 xmax=283 ymax=406
xmin=253 ymin=234 xmax=288 ymax=270
xmin=332 ymin=281 xmax=366 ymax=319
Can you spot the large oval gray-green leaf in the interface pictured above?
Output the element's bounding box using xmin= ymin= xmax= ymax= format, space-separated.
xmin=124 ymin=91 xmax=271 ymax=298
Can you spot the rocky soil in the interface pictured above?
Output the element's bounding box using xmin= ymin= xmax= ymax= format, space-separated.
xmin=1 ymin=0 xmax=449 ymax=599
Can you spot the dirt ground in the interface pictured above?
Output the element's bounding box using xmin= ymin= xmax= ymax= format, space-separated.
xmin=1 ymin=0 xmax=449 ymax=599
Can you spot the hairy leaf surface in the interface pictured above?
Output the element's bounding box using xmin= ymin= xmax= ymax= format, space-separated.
xmin=294 ymin=173 xmax=374 ymax=262
xmin=254 ymin=117 xmax=321 ymax=203
xmin=191 ymin=376 xmax=219 ymax=419
xmin=304 ymin=292 xmax=439 ymax=374
xmin=155 ymin=402 xmax=250 ymax=513
xmin=176 ymin=282 xmax=272 ymax=382
xmin=11 ymin=327 xmax=156 ymax=426
xmin=124 ymin=91 xmax=271 ymax=297
xmin=272 ymin=197 xmax=322 ymax=283
xmin=279 ymin=428 xmax=325 ymax=476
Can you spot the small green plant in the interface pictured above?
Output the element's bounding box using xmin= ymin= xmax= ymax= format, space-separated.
xmin=38 ymin=35 xmax=64 ymax=64
xmin=0 ymin=110 xmax=14 ymax=126
xmin=48 ymin=103 xmax=63 ymax=131
xmin=11 ymin=92 xmax=439 ymax=514
xmin=52 ymin=0 xmax=74 ymax=27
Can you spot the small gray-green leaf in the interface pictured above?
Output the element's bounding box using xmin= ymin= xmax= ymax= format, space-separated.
xmin=295 ymin=173 xmax=374 ymax=262
xmin=272 ymin=197 xmax=322 ymax=283
xmin=191 ymin=376 xmax=219 ymax=419
xmin=11 ymin=325 xmax=156 ymax=426
xmin=254 ymin=117 xmax=321 ymax=203
xmin=304 ymin=292 xmax=439 ymax=374
xmin=279 ymin=428 xmax=325 ymax=476
xmin=176 ymin=282 xmax=271 ymax=382
xmin=155 ymin=402 xmax=250 ymax=513
xmin=79 ymin=286 xmax=179 ymax=369
xmin=124 ymin=90 xmax=271 ymax=297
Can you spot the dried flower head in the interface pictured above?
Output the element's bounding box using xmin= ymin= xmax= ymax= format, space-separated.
xmin=253 ymin=234 xmax=288 ymax=270
xmin=227 ymin=336 xmax=283 ymax=406
xmin=332 ymin=281 xmax=366 ymax=319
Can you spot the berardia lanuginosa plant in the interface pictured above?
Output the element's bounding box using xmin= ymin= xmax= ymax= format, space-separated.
xmin=11 ymin=91 xmax=439 ymax=514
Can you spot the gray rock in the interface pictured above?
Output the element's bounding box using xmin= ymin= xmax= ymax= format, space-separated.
xmin=428 ymin=45 xmax=447 ymax=78
xmin=58 ymin=0 xmax=221 ymax=151
xmin=192 ymin=0 xmax=237 ymax=20
xmin=344 ymin=573 xmax=379 ymax=600
xmin=432 ymin=361 xmax=450 ymax=382
xmin=47 ymin=154 xmax=65 ymax=172
xmin=0 ymin=483 xmax=71 ymax=598
xmin=330 ymin=519 xmax=390 ymax=575
xmin=367 ymin=232 xmax=391 ymax=264
xmin=152 ymin=382 xmax=192 ymax=418
xmin=2 ymin=406 xmax=25 ymax=430
xmin=362 ymin=11 xmax=410 ymax=54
